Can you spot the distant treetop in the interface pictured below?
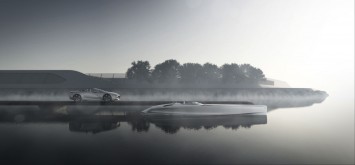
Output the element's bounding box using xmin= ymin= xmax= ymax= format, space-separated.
xmin=126 ymin=59 xmax=266 ymax=85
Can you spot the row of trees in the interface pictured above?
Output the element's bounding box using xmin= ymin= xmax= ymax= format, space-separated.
xmin=126 ymin=59 xmax=266 ymax=84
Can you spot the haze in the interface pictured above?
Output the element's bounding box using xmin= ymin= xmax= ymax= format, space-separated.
xmin=0 ymin=0 xmax=353 ymax=97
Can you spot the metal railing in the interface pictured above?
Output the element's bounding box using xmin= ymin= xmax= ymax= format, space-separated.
xmin=86 ymin=73 xmax=126 ymax=79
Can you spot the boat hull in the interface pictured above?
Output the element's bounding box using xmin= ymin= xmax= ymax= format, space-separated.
xmin=142 ymin=104 xmax=267 ymax=116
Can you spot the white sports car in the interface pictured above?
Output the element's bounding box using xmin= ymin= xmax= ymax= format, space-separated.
xmin=69 ymin=88 xmax=120 ymax=102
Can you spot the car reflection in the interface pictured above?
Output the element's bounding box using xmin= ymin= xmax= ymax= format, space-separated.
xmin=69 ymin=116 xmax=121 ymax=134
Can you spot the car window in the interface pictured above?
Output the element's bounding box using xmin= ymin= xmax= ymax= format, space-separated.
xmin=80 ymin=89 xmax=89 ymax=92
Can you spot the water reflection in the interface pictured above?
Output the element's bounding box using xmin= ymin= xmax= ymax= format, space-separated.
xmin=0 ymin=107 xmax=267 ymax=134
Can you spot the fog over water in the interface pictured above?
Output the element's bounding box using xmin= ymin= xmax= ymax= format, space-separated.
xmin=0 ymin=91 xmax=353 ymax=164
xmin=0 ymin=82 xmax=353 ymax=164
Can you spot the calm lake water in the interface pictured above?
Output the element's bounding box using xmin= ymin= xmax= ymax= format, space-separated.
xmin=0 ymin=93 xmax=353 ymax=164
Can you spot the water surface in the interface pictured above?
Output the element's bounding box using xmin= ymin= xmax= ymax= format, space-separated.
xmin=0 ymin=94 xmax=353 ymax=164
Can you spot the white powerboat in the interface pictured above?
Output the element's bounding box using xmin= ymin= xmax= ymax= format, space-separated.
xmin=142 ymin=101 xmax=267 ymax=116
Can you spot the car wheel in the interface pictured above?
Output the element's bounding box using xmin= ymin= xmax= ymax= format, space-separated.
xmin=73 ymin=94 xmax=82 ymax=103
xmin=103 ymin=94 xmax=112 ymax=102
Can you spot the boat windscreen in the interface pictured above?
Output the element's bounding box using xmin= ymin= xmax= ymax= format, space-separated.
xmin=163 ymin=103 xmax=175 ymax=107
xmin=183 ymin=101 xmax=203 ymax=105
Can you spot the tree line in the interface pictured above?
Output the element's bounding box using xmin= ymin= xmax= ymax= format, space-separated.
xmin=126 ymin=59 xmax=266 ymax=84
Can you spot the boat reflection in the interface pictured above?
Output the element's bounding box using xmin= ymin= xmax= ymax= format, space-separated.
xmin=143 ymin=115 xmax=267 ymax=134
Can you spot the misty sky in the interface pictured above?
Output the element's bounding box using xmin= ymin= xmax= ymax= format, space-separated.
xmin=0 ymin=0 xmax=353 ymax=94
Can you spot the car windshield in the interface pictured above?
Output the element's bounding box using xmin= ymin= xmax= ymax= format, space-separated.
xmin=93 ymin=88 xmax=106 ymax=93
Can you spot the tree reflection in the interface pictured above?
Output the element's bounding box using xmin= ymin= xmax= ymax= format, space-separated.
xmin=0 ymin=108 xmax=267 ymax=134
